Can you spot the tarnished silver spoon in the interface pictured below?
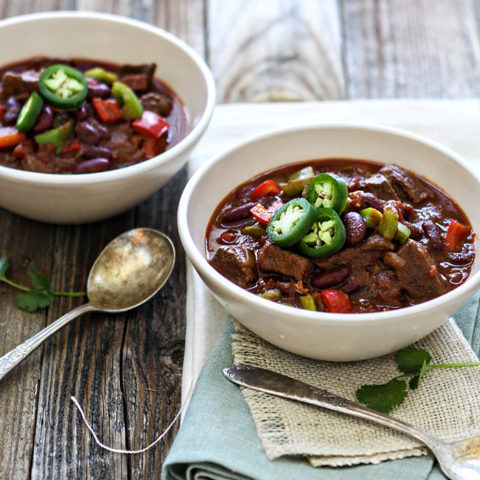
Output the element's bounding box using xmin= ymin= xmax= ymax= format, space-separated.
xmin=0 ymin=228 xmax=175 ymax=381
xmin=224 ymin=366 xmax=480 ymax=480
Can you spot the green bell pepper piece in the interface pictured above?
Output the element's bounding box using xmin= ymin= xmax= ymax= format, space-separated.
xmin=241 ymin=224 xmax=267 ymax=238
xmin=360 ymin=207 xmax=383 ymax=228
xmin=259 ymin=289 xmax=282 ymax=302
xmin=84 ymin=67 xmax=118 ymax=85
xmin=112 ymin=81 xmax=144 ymax=120
xmin=34 ymin=121 xmax=73 ymax=154
xmin=282 ymin=168 xmax=315 ymax=197
xmin=16 ymin=92 xmax=43 ymax=132
xmin=299 ymin=294 xmax=317 ymax=311
xmin=395 ymin=222 xmax=411 ymax=244
xmin=377 ymin=204 xmax=399 ymax=240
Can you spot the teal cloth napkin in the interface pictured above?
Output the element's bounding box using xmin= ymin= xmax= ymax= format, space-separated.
xmin=163 ymin=293 xmax=480 ymax=480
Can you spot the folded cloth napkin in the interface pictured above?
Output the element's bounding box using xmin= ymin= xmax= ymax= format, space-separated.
xmin=163 ymin=294 xmax=480 ymax=479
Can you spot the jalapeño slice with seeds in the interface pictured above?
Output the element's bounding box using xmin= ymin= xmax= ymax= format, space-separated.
xmin=298 ymin=207 xmax=346 ymax=258
xmin=38 ymin=64 xmax=88 ymax=110
xmin=306 ymin=173 xmax=348 ymax=214
xmin=266 ymin=198 xmax=317 ymax=247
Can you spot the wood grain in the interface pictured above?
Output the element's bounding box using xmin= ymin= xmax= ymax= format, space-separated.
xmin=340 ymin=0 xmax=480 ymax=98
xmin=207 ymin=0 xmax=346 ymax=102
xmin=1 ymin=0 xmax=480 ymax=478
xmin=0 ymin=1 xmax=202 ymax=479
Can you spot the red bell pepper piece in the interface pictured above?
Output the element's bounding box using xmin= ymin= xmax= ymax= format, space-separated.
xmin=251 ymin=179 xmax=282 ymax=201
xmin=92 ymin=98 xmax=123 ymax=123
xmin=0 ymin=127 xmax=26 ymax=148
xmin=250 ymin=204 xmax=272 ymax=225
xmin=250 ymin=200 xmax=283 ymax=225
xmin=445 ymin=219 xmax=469 ymax=252
xmin=142 ymin=136 xmax=162 ymax=158
xmin=321 ymin=288 xmax=353 ymax=314
xmin=0 ymin=104 xmax=4 ymax=122
xmin=132 ymin=111 xmax=169 ymax=138
xmin=61 ymin=138 xmax=81 ymax=154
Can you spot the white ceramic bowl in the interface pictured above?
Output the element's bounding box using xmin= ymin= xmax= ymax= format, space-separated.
xmin=178 ymin=124 xmax=480 ymax=361
xmin=0 ymin=12 xmax=215 ymax=223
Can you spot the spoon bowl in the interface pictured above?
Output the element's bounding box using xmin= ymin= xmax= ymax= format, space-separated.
xmin=88 ymin=228 xmax=175 ymax=311
xmin=0 ymin=228 xmax=175 ymax=381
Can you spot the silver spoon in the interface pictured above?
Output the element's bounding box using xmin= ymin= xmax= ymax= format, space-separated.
xmin=224 ymin=366 xmax=480 ymax=480
xmin=0 ymin=228 xmax=175 ymax=381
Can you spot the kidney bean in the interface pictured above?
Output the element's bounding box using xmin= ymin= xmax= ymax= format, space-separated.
xmin=3 ymin=97 xmax=21 ymax=125
xmin=73 ymin=158 xmax=110 ymax=174
xmin=404 ymin=221 xmax=423 ymax=240
xmin=363 ymin=192 xmax=385 ymax=212
xmin=222 ymin=202 xmax=257 ymax=223
xmin=311 ymin=267 xmax=350 ymax=289
xmin=87 ymin=82 xmax=111 ymax=99
xmin=422 ymin=219 xmax=443 ymax=250
xmin=75 ymin=121 xmax=100 ymax=144
xmin=74 ymin=103 xmax=89 ymax=121
xmin=343 ymin=211 xmax=367 ymax=246
xmin=90 ymin=118 xmax=111 ymax=140
xmin=82 ymin=145 xmax=113 ymax=160
xmin=32 ymin=105 xmax=54 ymax=133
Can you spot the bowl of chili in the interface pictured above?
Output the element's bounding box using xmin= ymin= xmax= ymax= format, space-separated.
xmin=178 ymin=124 xmax=480 ymax=361
xmin=0 ymin=11 xmax=215 ymax=223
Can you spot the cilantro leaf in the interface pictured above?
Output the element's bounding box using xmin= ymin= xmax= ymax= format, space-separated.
xmin=408 ymin=359 xmax=431 ymax=390
xmin=0 ymin=252 xmax=9 ymax=279
xmin=356 ymin=378 xmax=408 ymax=413
xmin=28 ymin=264 xmax=51 ymax=291
xmin=395 ymin=347 xmax=432 ymax=375
xmin=16 ymin=290 xmax=54 ymax=313
xmin=409 ymin=375 xmax=420 ymax=390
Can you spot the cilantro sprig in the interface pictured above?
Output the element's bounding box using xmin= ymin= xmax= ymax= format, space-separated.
xmin=0 ymin=252 xmax=85 ymax=312
xmin=356 ymin=347 xmax=480 ymax=413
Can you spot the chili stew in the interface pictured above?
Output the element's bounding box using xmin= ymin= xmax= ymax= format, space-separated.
xmin=206 ymin=159 xmax=476 ymax=313
xmin=0 ymin=56 xmax=188 ymax=173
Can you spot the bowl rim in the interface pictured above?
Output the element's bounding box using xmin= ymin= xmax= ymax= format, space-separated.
xmin=178 ymin=122 xmax=480 ymax=324
xmin=0 ymin=10 xmax=216 ymax=185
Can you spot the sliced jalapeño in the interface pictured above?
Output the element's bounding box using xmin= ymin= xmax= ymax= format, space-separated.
xmin=38 ymin=64 xmax=88 ymax=110
xmin=298 ymin=207 xmax=346 ymax=258
xmin=306 ymin=173 xmax=348 ymax=214
xmin=266 ymin=198 xmax=317 ymax=247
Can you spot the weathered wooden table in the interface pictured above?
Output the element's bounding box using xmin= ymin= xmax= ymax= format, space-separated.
xmin=1 ymin=1 xmax=480 ymax=478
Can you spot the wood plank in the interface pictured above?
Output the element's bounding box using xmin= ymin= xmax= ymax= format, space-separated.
xmin=31 ymin=219 xmax=133 ymax=479
xmin=340 ymin=0 xmax=480 ymax=98
xmin=207 ymin=0 xmax=346 ymax=102
xmin=121 ymin=170 xmax=187 ymax=477
xmin=0 ymin=213 xmax=55 ymax=480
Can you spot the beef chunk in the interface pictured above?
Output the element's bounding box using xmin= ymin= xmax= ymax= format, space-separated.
xmin=315 ymin=234 xmax=394 ymax=270
xmin=120 ymin=74 xmax=150 ymax=92
xmin=391 ymin=239 xmax=445 ymax=300
xmin=209 ymin=246 xmax=257 ymax=288
xmin=315 ymin=234 xmax=396 ymax=295
xmin=120 ymin=63 xmax=156 ymax=91
xmin=361 ymin=234 xmax=396 ymax=251
xmin=1 ymin=70 xmax=39 ymax=100
xmin=379 ymin=164 xmax=433 ymax=205
xmin=140 ymin=92 xmax=172 ymax=116
xmin=376 ymin=271 xmax=403 ymax=307
xmin=258 ymin=241 xmax=313 ymax=281
xmin=357 ymin=173 xmax=400 ymax=201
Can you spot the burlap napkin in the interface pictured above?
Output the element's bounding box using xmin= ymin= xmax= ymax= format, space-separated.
xmin=231 ymin=315 xmax=480 ymax=467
